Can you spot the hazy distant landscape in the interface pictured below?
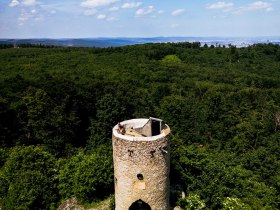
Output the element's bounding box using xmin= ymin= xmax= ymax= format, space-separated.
xmin=1 ymin=36 xmax=280 ymax=48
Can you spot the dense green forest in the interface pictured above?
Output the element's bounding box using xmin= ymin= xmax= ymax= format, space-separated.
xmin=0 ymin=43 xmax=280 ymax=210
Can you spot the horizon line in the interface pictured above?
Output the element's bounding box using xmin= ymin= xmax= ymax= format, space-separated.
xmin=1 ymin=35 xmax=280 ymax=40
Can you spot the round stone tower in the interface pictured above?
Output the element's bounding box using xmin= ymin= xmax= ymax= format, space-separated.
xmin=112 ymin=118 xmax=171 ymax=210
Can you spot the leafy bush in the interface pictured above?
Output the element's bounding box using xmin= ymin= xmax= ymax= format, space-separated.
xmin=162 ymin=54 xmax=182 ymax=63
xmin=222 ymin=197 xmax=251 ymax=210
xmin=0 ymin=146 xmax=58 ymax=210
xmin=177 ymin=194 xmax=206 ymax=210
xmin=58 ymin=146 xmax=114 ymax=203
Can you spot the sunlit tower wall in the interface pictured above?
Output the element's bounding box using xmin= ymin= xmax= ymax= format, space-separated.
xmin=112 ymin=118 xmax=171 ymax=210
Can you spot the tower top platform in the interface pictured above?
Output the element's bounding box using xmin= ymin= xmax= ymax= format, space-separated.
xmin=113 ymin=118 xmax=170 ymax=141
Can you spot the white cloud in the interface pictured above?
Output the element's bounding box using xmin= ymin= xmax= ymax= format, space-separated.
xmin=84 ymin=9 xmax=97 ymax=15
xmin=22 ymin=0 xmax=36 ymax=6
xmin=122 ymin=2 xmax=142 ymax=9
xmin=207 ymin=1 xmax=274 ymax=14
xmin=171 ymin=9 xmax=185 ymax=16
xmin=109 ymin=6 xmax=119 ymax=11
xmin=96 ymin=14 xmax=107 ymax=19
xmin=266 ymin=7 xmax=274 ymax=11
xmin=18 ymin=9 xmax=43 ymax=23
xmin=207 ymin=2 xmax=234 ymax=11
xmin=107 ymin=17 xmax=118 ymax=21
xmin=135 ymin=5 xmax=155 ymax=17
xmin=18 ymin=12 xmax=32 ymax=21
xmin=9 ymin=0 xmax=36 ymax=7
xmin=158 ymin=10 xmax=164 ymax=14
xmin=247 ymin=1 xmax=273 ymax=11
xmin=9 ymin=0 xmax=19 ymax=7
xmin=81 ymin=0 xmax=117 ymax=8
xmin=9 ymin=0 xmax=52 ymax=25
xmin=9 ymin=0 xmax=47 ymax=25
xmin=233 ymin=1 xmax=274 ymax=14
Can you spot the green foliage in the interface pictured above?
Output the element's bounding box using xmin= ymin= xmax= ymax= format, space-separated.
xmin=0 ymin=148 xmax=9 ymax=168
xmin=177 ymin=194 xmax=206 ymax=210
xmin=17 ymin=87 xmax=81 ymax=153
xmin=3 ymin=170 xmax=57 ymax=210
xmin=222 ymin=197 xmax=251 ymax=210
xmin=0 ymin=146 xmax=58 ymax=210
xmin=0 ymin=43 xmax=280 ymax=209
xmin=88 ymin=93 xmax=126 ymax=148
xmin=58 ymin=146 xmax=114 ymax=203
xmin=172 ymin=143 xmax=279 ymax=209
xmin=162 ymin=54 xmax=182 ymax=63
xmin=109 ymin=195 xmax=115 ymax=210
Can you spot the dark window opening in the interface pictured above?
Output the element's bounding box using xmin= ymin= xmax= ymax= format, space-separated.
xmin=151 ymin=119 xmax=161 ymax=136
xmin=150 ymin=150 xmax=156 ymax=157
xmin=129 ymin=199 xmax=151 ymax=210
xmin=137 ymin=174 xmax=144 ymax=180
xmin=128 ymin=150 xmax=134 ymax=157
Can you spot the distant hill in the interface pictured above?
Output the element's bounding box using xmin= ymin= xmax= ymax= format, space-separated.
xmin=0 ymin=37 xmax=280 ymax=48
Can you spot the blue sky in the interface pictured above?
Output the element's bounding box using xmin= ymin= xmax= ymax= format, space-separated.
xmin=0 ymin=0 xmax=280 ymax=38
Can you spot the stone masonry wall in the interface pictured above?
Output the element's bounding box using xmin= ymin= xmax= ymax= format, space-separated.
xmin=112 ymin=134 xmax=170 ymax=210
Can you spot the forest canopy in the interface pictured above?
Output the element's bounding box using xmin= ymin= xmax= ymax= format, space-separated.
xmin=0 ymin=42 xmax=280 ymax=209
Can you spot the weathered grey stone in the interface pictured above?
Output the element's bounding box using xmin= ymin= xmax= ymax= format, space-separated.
xmin=58 ymin=198 xmax=84 ymax=210
xmin=112 ymin=119 xmax=171 ymax=210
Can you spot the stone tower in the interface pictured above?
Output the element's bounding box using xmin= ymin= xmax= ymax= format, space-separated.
xmin=112 ymin=118 xmax=171 ymax=210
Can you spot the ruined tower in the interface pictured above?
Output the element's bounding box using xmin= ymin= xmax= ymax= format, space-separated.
xmin=112 ymin=118 xmax=171 ymax=210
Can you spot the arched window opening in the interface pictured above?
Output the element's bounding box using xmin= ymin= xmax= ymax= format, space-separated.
xmin=129 ymin=199 xmax=151 ymax=210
